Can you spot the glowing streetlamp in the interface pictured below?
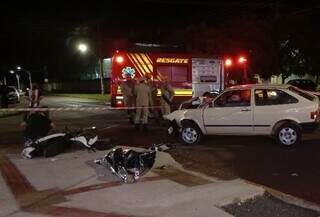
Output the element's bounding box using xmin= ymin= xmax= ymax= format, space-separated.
xmin=76 ymin=42 xmax=105 ymax=94
xmin=224 ymin=59 xmax=233 ymax=87
xmin=77 ymin=43 xmax=88 ymax=53
xmin=238 ymin=56 xmax=248 ymax=83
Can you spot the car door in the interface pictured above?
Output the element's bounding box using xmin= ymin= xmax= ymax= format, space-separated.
xmin=203 ymin=89 xmax=254 ymax=135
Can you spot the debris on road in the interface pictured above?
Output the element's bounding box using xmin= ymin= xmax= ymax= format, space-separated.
xmin=94 ymin=143 xmax=171 ymax=183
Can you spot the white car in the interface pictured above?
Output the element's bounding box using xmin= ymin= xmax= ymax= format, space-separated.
xmin=164 ymin=84 xmax=320 ymax=147
xmin=7 ymin=86 xmax=20 ymax=104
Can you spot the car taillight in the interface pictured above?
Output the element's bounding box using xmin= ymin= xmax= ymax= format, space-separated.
xmin=310 ymin=110 xmax=319 ymax=119
xmin=116 ymin=100 xmax=123 ymax=107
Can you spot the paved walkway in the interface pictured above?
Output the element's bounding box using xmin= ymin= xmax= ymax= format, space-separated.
xmin=0 ymin=147 xmax=264 ymax=217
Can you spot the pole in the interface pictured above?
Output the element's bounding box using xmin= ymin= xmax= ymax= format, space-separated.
xmin=219 ymin=61 xmax=223 ymax=92
xmin=97 ymin=22 xmax=105 ymax=95
xmin=27 ymin=70 xmax=32 ymax=89
xmin=99 ymin=57 xmax=105 ymax=95
xmin=243 ymin=64 xmax=248 ymax=84
xmin=16 ymin=74 xmax=21 ymax=90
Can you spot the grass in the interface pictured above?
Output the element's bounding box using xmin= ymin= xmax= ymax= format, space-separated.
xmin=48 ymin=93 xmax=110 ymax=102
xmin=0 ymin=111 xmax=21 ymax=118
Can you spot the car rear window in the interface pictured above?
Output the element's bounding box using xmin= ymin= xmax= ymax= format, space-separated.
xmin=255 ymin=89 xmax=298 ymax=106
xmin=288 ymin=87 xmax=315 ymax=101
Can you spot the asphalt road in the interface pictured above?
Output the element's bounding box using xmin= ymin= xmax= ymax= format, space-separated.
xmin=223 ymin=193 xmax=320 ymax=217
xmin=0 ymin=96 xmax=126 ymax=145
xmin=1 ymin=96 xmax=320 ymax=207
xmin=168 ymin=132 xmax=320 ymax=205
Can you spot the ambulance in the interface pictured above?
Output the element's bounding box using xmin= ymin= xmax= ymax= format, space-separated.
xmin=110 ymin=51 xmax=224 ymax=107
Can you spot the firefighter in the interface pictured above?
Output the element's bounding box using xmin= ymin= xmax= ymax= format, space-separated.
xmin=120 ymin=75 xmax=136 ymax=123
xmin=146 ymin=74 xmax=158 ymax=119
xmin=160 ymin=76 xmax=175 ymax=116
xmin=134 ymin=77 xmax=151 ymax=131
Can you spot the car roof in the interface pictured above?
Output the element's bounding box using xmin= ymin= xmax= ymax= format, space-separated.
xmin=225 ymin=84 xmax=292 ymax=91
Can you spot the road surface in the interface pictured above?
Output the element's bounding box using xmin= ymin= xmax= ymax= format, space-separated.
xmin=1 ymin=95 xmax=320 ymax=207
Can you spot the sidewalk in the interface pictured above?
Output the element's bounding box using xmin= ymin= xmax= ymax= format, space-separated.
xmin=0 ymin=147 xmax=264 ymax=217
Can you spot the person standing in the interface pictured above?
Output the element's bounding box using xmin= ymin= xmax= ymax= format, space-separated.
xmin=134 ymin=77 xmax=151 ymax=131
xmin=28 ymin=84 xmax=40 ymax=108
xmin=120 ymin=75 xmax=136 ymax=123
xmin=160 ymin=77 xmax=175 ymax=116
xmin=146 ymin=74 xmax=158 ymax=119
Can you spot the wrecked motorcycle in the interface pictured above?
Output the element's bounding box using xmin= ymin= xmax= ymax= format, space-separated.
xmin=22 ymin=127 xmax=99 ymax=159
xmin=95 ymin=144 xmax=170 ymax=183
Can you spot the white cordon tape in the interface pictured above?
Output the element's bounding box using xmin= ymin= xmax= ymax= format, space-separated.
xmin=0 ymin=106 xmax=163 ymax=112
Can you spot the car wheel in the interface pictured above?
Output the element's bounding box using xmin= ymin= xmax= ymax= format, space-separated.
xmin=276 ymin=123 xmax=301 ymax=147
xmin=180 ymin=122 xmax=202 ymax=145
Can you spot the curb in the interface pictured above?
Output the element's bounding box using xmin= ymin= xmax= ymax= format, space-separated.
xmin=243 ymin=179 xmax=320 ymax=213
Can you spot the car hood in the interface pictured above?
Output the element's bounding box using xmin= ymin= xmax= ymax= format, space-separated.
xmin=163 ymin=110 xmax=189 ymax=122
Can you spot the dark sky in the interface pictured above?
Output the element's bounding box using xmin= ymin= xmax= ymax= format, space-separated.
xmin=1 ymin=0 xmax=319 ymax=82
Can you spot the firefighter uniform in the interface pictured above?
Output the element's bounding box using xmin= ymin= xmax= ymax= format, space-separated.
xmin=120 ymin=78 xmax=135 ymax=107
xmin=160 ymin=81 xmax=175 ymax=116
xmin=134 ymin=77 xmax=151 ymax=128
xmin=146 ymin=76 xmax=158 ymax=118
xmin=120 ymin=78 xmax=135 ymax=122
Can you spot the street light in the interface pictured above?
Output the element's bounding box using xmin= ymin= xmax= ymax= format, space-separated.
xmin=16 ymin=66 xmax=32 ymax=89
xmin=77 ymin=43 xmax=88 ymax=53
xmin=224 ymin=59 xmax=233 ymax=87
xmin=238 ymin=56 xmax=248 ymax=83
xmin=76 ymin=42 xmax=105 ymax=95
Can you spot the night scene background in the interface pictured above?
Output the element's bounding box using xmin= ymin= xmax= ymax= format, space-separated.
xmin=1 ymin=0 xmax=319 ymax=91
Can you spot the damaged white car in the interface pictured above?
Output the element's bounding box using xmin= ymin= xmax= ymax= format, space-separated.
xmin=164 ymin=84 xmax=320 ymax=147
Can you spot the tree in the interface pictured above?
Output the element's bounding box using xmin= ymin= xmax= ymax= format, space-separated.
xmin=274 ymin=12 xmax=320 ymax=83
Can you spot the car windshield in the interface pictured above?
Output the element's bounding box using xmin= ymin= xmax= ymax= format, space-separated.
xmin=179 ymin=97 xmax=213 ymax=110
xmin=288 ymin=86 xmax=316 ymax=101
